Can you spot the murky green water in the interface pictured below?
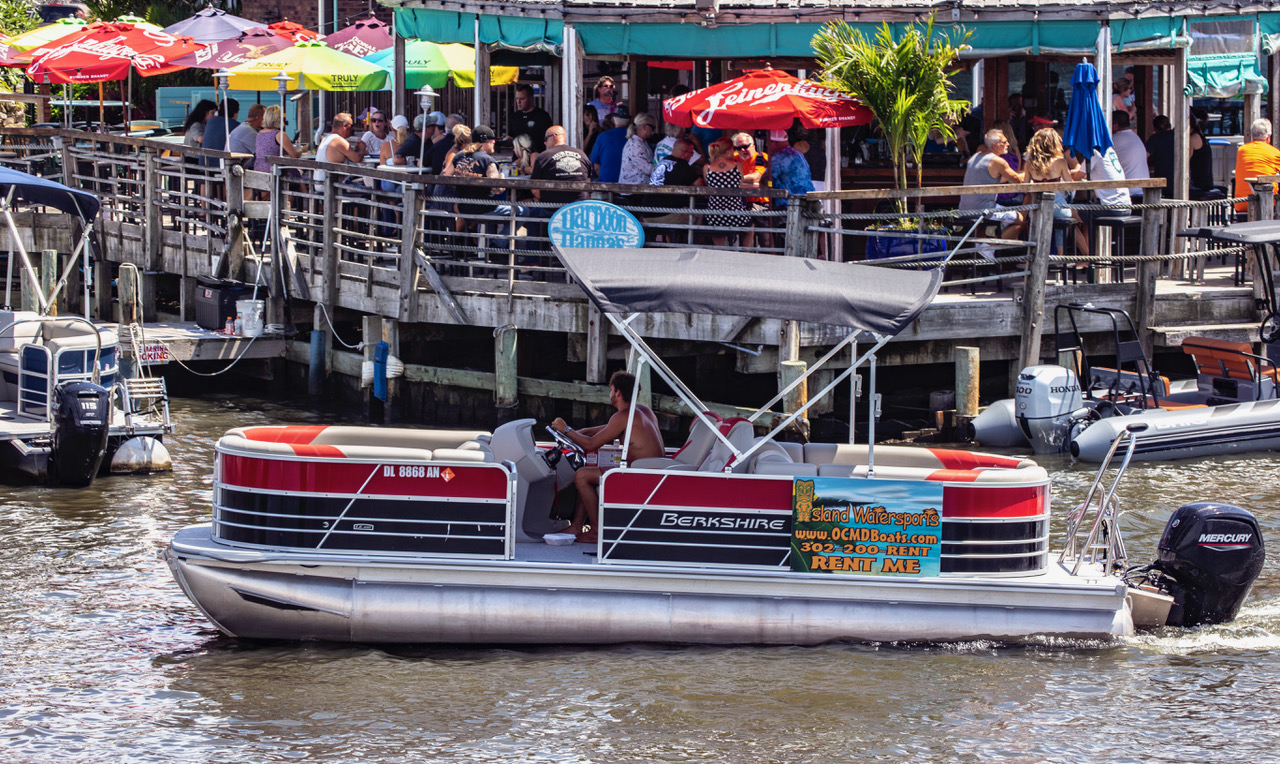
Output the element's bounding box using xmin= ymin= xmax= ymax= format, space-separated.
xmin=3 ymin=396 xmax=1279 ymax=762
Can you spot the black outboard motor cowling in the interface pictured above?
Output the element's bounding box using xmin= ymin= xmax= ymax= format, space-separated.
xmin=51 ymin=381 xmax=111 ymax=487
xmin=1152 ymin=502 xmax=1266 ymax=627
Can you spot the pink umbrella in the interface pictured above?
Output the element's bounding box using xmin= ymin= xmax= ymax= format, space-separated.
xmin=324 ymin=17 xmax=392 ymax=57
xmin=169 ymin=26 xmax=294 ymax=70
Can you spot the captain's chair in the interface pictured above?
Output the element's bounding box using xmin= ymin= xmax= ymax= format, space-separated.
xmin=631 ymin=412 xmax=722 ymax=471
xmin=698 ymin=418 xmax=756 ymax=473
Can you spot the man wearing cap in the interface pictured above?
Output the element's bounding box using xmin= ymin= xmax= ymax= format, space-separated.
xmin=1028 ymin=112 xmax=1056 ymax=132
xmin=450 ymin=125 xmax=500 ymax=217
xmin=424 ymin=113 xmax=453 ymax=174
xmin=358 ymin=110 xmax=390 ymax=158
xmin=508 ymin=84 xmax=553 ymax=153
xmin=393 ymin=112 xmax=442 ymax=167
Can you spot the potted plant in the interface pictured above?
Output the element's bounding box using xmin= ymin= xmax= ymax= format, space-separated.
xmin=813 ymin=15 xmax=970 ymax=260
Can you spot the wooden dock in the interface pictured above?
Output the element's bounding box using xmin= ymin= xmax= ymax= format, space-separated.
xmin=1 ymin=126 xmax=1274 ymax=430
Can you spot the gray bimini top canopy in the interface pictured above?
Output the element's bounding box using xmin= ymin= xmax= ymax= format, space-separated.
xmin=554 ymin=247 xmax=941 ymax=337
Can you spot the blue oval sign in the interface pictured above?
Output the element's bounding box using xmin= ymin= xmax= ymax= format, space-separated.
xmin=548 ymin=200 xmax=644 ymax=249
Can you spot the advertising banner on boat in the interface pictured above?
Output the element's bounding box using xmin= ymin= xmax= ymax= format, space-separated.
xmin=790 ymin=477 xmax=942 ymax=577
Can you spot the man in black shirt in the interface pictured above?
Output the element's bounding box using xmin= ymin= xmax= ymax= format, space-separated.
xmin=531 ymin=125 xmax=592 ymax=206
xmin=508 ymin=84 xmax=553 ymax=153
xmin=649 ymin=138 xmax=702 ymax=187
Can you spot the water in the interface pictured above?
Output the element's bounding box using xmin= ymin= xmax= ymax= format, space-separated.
xmin=3 ymin=396 xmax=1280 ymax=762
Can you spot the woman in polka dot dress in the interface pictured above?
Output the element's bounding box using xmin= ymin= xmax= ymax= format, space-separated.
xmin=702 ymin=137 xmax=748 ymax=246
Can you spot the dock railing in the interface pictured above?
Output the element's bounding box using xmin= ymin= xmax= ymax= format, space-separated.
xmin=0 ymin=126 xmax=1272 ymax=401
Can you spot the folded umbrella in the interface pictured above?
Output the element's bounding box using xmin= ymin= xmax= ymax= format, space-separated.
xmin=1061 ymin=61 xmax=1113 ymax=164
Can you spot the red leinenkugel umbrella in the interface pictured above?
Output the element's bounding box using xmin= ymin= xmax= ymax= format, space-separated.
xmin=26 ymin=22 xmax=203 ymax=83
xmin=662 ymin=68 xmax=872 ymax=130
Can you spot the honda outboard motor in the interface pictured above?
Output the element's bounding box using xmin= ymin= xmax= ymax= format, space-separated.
xmin=1014 ymin=366 xmax=1083 ymax=453
xmin=1149 ymin=503 xmax=1266 ymax=627
xmin=50 ymin=381 xmax=111 ymax=487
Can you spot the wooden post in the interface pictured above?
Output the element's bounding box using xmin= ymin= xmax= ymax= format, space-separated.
xmin=40 ymin=249 xmax=56 ymax=316
xmin=955 ymin=346 xmax=980 ymax=423
xmin=20 ymin=258 xmax=37 ymax=312
xmin=398 ymin=184 xmax=419 ymax=321
xmin=779 ymin=359 xmax=810 ymax=441
xmin=494 ymin=323 xmax=518 ymax=409
xmin=320 ymin=174 xmax=338 ymax=341
xmin=93 ymin=258 xmax=111 ymax=321
xmin=224 ymin=161 xmax=245 ymax=282
xmin=473 ymin=19 xmax=491 ymax=128
xmin=1272 ymin=53 xmax=1280 ymax=149
xmin=1251 ymin=180 xmax=1275 ymax=319
xmin=392 ymin=33 xmax=407 ymax=120
xmin=1170 ymin=46 xmax=1190 ymax=256
xmin=118 ymin=263 xmax=137 ymax=326
xmin=308 ymin=327 xmax=326 ymax=396
xmin=1134 ymin=186 xmax=1163 ymax=359
xmin=585 ymin=302 xmax=608 ymax=383
xmin=1016 ymin=191 xmax=1055 ymax=392
xmin=383 ymin=318 xmax=401 ymax=422
xmin=143 ymin=148 xmax=161 ymax=267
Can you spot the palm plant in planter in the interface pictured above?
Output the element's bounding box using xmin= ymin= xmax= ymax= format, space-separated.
xmin=814 ymin=15 xmax=970 ymax=258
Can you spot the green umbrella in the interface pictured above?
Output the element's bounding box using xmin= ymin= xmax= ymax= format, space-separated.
xmin=363 ymin=40 xmax=517 ymax=90
xmin=226 ymin=39 xmax=389 ymax=91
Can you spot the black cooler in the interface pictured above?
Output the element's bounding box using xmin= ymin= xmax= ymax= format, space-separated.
xmin=194 ymin=276 xmax=250 ymax=331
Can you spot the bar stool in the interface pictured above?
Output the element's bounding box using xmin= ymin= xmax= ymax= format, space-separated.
xmin=1050 ymin=217 xmax=1090 ymax=283
xmin=1092 ymin=214 xmax=1143 ymax=282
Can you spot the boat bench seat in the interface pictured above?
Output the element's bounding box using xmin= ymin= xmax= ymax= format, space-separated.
xmin=1182 ymin=336 xmax=1279 ymax=383
xmin=432 ymin=448 xmax=490 ymax=462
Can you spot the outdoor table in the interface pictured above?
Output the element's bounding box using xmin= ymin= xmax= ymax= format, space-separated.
xmin=1180 ymin=220 xmax=1280 ymax=343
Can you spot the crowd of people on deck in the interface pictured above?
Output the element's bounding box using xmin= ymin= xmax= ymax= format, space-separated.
xmin=176 ymin=74 xmax=827 ymax=250
xmin=957 ymin=72 xmax=1251 ymax=260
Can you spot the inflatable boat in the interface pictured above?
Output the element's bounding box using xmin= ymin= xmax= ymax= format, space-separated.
xmin=970 ymin=304 xmax=1280 ymax=462
xmin=166 ymin=247 xmax=1266 ymax=645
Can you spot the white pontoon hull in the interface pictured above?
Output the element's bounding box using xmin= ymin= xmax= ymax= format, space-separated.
xmin=167 ymin=526 xmax=1133 ymax=644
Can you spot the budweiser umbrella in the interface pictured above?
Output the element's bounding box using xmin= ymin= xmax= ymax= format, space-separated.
xmin=325 ymin=18 xmax=392 ymax=57
xmin=163 ymin=7 xmax=259 ymax=45
xmin=27 ymin=22 xmax=203 ymax=83
xmin=663 ymin=68 xmax=872 ymax=130
xmin=169 ymin=25 xmax=294 ymax=70
xmin=267 ymin=20 xmax=319 ymax=43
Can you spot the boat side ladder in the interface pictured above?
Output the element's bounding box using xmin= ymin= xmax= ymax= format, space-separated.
xmin=1059 ymin=423 xmax=1148 ymax=575
xmin=116 ymin=376 xmax=171 ymax=432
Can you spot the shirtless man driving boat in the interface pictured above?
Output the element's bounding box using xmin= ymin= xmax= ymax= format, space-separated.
xmin=551 ymin=371 xmax=664 ymax=543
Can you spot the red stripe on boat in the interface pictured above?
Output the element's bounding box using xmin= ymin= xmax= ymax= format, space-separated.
xmin=943 ymin=484 xmax=1048 ymax=518
xmin=604 ymin=471 xmax=793 ymax=511
xmin=241 ymin=425 xmax=329 ymax=444
xmin=927 ymin=469 xmax=981 ymax=482
xmin=288 ymin=444 xmax=345 ymax=458
xmin=927 ymin=448 xmax=1024 ymax=470
xmin=219 ymin=453 xmax=508 ymax=499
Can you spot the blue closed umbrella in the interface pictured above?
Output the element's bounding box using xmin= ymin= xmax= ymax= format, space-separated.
xmin=1062 ymin=62 xmax=1113 ymax=164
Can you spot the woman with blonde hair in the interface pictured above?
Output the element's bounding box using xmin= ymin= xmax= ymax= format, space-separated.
xmin=1024 ymin=127 xmax=1089 ymax=256
xmin=703 ymin=137 xmax=748 ymax=246
xmin=618 ymin=112 xmax=655 ymax=185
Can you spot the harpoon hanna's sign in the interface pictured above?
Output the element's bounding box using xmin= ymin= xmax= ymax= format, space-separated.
xmin=791 ymin=477 xmax=942 ymax=576
xmin=549 ymin=200 xmax=644 ymax=249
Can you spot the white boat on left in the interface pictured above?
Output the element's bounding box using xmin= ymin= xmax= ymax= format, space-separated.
xmin=0 ymin=166 xmax=172 ymax=486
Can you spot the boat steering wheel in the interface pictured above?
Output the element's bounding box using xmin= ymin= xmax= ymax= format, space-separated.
xmin=1261 ymin=312 xmax=1280 ymax=345
xmin=544 ymin=426 xmax=587 ymax=470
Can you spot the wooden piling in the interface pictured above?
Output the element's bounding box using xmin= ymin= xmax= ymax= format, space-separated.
xmin=779 ymin=359 xmax=809 ymax=440
xmin=118 ymin=263 xmax=138 ymax=326
xmin=955 ymin=346 xmax=979 ymax=421
xmin=1016 ymin=190 xmax=1055 ymax=395
xmin=308 ymin=329 xmax=326 ymax=396
xmin=40 ymin=249 xmax=56 ymax=316
xmin=494 ymin=323 xmax=518 ymax=408
xmin=1134 ymin=186 xmax=1163 ymax=358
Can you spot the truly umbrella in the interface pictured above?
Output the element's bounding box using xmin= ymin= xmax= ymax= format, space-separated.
xmin=266 ymin=20 xmax=319 ymax=43
xmin=324 ymin=17 xmax=392 ymax=57
xmin=363 ymin=41 xmax=518 ymax=89
xmin=1061 ymin=61 xmax=1114 ymax=165
xmin=225 ymin=39 xmax=388 ymax=91
xmin=162 ymin=7 xmax=259 ymax=45
xmin=169 ymin=26 xmax=294 ymax=70
xmin=662 ymin=67 xmax=873 ymax=130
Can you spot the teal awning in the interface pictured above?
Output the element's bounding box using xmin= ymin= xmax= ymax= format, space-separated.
xmin=1111 ymin=17 xmax=1189 ymax=52
xmin=393 ymin=10 xmax=1097 ymax=59
xmin=394 ymin=8 xmax=563 ymax=52
xmin=1263 ymin=13 xmax=1280 ymax=55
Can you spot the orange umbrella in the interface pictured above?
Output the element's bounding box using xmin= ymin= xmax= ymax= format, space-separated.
xmin=267 ymin=20 xmax=319 ymax=43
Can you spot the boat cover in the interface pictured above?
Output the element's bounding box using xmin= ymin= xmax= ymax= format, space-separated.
xmin=0 ymin=165 xmax=100 ymax=220
xmin=554 ymin=247 xmax=941 ymax=335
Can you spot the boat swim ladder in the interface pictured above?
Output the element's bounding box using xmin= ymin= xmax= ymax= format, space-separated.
xmin=1059 ymin=422 xmax=1148 ymax=576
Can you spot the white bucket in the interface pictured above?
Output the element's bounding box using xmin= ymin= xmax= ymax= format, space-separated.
xmin=235 ymin=299 xmax=265 ymax=337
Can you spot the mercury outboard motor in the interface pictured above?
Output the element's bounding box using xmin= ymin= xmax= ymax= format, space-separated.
xmin=50 ymin=380 xmax=111 ymax=487
xmin=1014 ymin=365 xmax=1084 ymax=453
xmin=1146 ymin=503 xmax=1266 ymax=627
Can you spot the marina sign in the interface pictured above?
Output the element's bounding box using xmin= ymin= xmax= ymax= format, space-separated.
xmin=791 ymin=477 xmax=943 ymax=576
xmin=548 ymin=200 xmax=644 ymax=249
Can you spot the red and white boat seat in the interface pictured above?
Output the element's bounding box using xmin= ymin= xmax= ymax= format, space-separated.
xmin=697 ymin=418 xmax=757 ymax=473
xmin=631 ymin=412 xmax=723 ymax=471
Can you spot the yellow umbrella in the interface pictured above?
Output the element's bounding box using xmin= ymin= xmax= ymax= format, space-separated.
xmin=1 ymin=17 xmax=88 ymax=53
xmin=225 ymin=39 xmax=389 ymax=91
xmin=363 ymin=41 xmax=517 ymax=89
